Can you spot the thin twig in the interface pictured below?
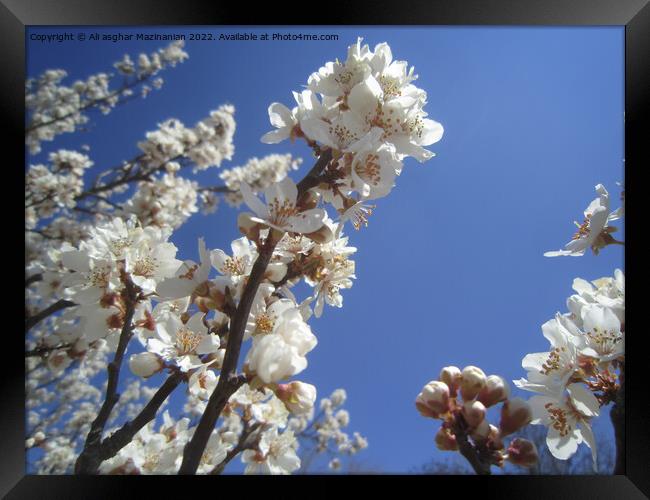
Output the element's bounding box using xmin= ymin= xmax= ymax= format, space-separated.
xmin=25 ymin=299 xmax=76 ymax=332
xmin=74 ymin=272 xmax=139 ymax=474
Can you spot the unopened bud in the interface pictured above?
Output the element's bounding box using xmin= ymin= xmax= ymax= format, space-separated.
xmin=275 ymin=381 xmax=317 ymax=416
xmin=304 ymin=223 xmax=334 ymax=244
xmin=462 ymin=400 xmax=487 ymax=428
xmin=478 ymin=375 xmax=511 ymax=407
xmin=439 ymin=366 xmax=462 ymax=397
xmin=435 ymin=427 xmax=458 ymax=451
xmin=128 ymin=352 xmax=164 ymax=378
xmin=470 ymin=418 xmax=490 ymax=442
xmin=499 ymin=398 xmax=533 ymax=436
xmin=238 ymin=212 xmax=261 ymax=242
xmin=507 ymin=438 xmax=539 ymax=467
xmin=297 ymin=189 xmax=321 ymax=210
xmin=415 ymin=381 xmax=450 ymax=418
xmin=460 ymin=366 xmax=487 ymax=401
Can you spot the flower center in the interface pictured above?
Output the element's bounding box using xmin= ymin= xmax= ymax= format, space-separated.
xmin=110 ymin=237 xmax=133 ymax=256
xmin=540 ymin=347 xmax=567 ymax=376
xmin=269 ymin=198 xmax=299 ymax=227
xmin=134 ymin=256 xmax=158 ymax=277
xmin=222 ymin=256 xmax=245 ymax=275
xmin=378 ymin=75 xmax=402 ymax=99
xmin=572 ymin=217 xmax=591 ymax=240
xmin=255 ymin=313 xmax=275 ymax=334
xmin=354 ymin=154 xmax=381 ymax=185
xmin=544 ymin=403 xmax=571 ymax=437
xmin=175 ymin=326 xmax=203 ymax=355
xmin=587 ymin=326 xmax=622 ymax=354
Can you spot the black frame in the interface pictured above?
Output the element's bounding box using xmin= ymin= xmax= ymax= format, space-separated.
xmin=8 ymin=0 xmax=648 ymax=497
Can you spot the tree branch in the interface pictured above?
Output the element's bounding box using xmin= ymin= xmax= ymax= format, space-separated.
xmin=25 ymin=299 xmax=76 ymax=332
xmin=178 ymin=148 xmax=333 ymax=475
xmin=611 ymin=362 xmax=625 ymax=474
xmin=209 ymin=421 xmax=262 ymax=475
xmin=96 ymin=370 xmax=184 ymax=465
xmin=74 ymin=273 xmax=139 ymax=474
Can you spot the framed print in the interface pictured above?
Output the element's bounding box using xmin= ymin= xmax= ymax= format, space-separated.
xmin=7 ymin=0 xmax=649 ymax=497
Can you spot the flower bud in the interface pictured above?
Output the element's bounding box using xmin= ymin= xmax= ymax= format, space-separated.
xmin=477 ymin=375 xmax=511 ymax=407
xmin=435 ymin=427 xmax=458 ymax=451
xmin=275 ymin=381 xmax=317 ymax=415
xmin=238 ymin=212 xmax=261 ymax=242
xmin=415 ymin=381 xmax=450 ymax=418
xmin=460 ymin=366 xmax=487 ymax=401
xmin=128 ymin=352 xmax=164 ymax=378
xmin=506 ymin=438 xmax=539 ymax=467
xmin=462 ymin=400 xmax=487 ymax=428
xmin=304 ymin=223 xmax=334 ymax=245
xmin=470 ymin=419 xmax=490 ymax=442
xmin=499 ymin=398 xmax=533 ymax=436
xmin=439 ymin=366 xmax=462 ymax=397
xmin=330 ymin=388 xmax=347 ymax=407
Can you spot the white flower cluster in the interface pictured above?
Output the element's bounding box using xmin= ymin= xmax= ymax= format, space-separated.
xmin=260 ymin=37 xmax=443 ymax=224
xmin=416 ymin=366 xmax=538 ymax=470
xmin=26 ymin=41 xmax=189 ymax=154
xmin=123 ymin=171 xmax=199 ymax=229
xmin=219 ymin=154 xmax=302 ymax=207
xmin=99 ymin=410 xmax=231 ymax=475
xmin=59 ymin=217 xmax=181 ymax=346
xmin=25 ymin=150 xmax=93 ymax=227
xmin=515 ymin=269 xmax=625 ymax=470
xmin=288 ymin=388 xmax=369 ymax=466
xmin=137 ymin=104 xmax=236 ymax=172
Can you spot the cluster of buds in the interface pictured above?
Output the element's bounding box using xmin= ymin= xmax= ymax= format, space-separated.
xmin=416 ymin=365 xmax=538 ymax=471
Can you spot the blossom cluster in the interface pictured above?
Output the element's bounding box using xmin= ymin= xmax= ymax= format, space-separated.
xmin=288 ymin=388 xmax=369 ymax=471
xmin=219 ymin=154 xmax=302 ymax=208
xmin=25 ymin=150 xmax=94 ymax=228
xmin=416 ymin=365 xmax=538 ymax=471
xmin=26 ymin=41 xmax=189 ymax=154
xmin=514 ymin=269 xmax=624 ymax=469
xmin=137 ymin=104 xmax=236 ymax=172
xmin=260 ymin=37 xmax=443 ymax=228
xmin=123 ymin=171 xmax=199 ymax=229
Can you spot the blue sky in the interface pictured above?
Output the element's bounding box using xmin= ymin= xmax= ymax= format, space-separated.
xmin=27 ymin=26 xmax=624 ymax=473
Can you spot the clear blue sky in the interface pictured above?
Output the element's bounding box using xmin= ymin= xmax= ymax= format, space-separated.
xmin=27 ymin=26 xmax=624 ymax=473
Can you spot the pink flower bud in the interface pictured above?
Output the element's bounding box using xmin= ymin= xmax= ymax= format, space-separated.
xmin=499 ymin=398 xmax=533 ymax=436
xmin=460 ymin=366 xmax=487 ymax=401
xmin=439 ymin=366 xmax=462 ymax=397
xmin=435 ymin=427 xmax=458 ymax=451
xmin=462 ymin=400 xmax=486 ymax=428
xmin=128 ymin=352 xmax=163 ymax=378
xmin=477 ymin=375 xmax=510 ymax=407
xmin=275 ymin=381 xmax=317 ymax=415
xmin=507 ymin=438 xmax=539 ymax=467
xmin=415 ymin=381 xmax=450 ymax=418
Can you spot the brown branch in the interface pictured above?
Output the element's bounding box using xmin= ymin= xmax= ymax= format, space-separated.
xmin=452 ymin=416 xmax=492 ymax=475
xmin=611 ymin=361 xmax=625 ymax=474
xmin=26 ymin=75 xmax=149 ymax=134
xmin=95 ymin=370 xmax=184 ymax=464
xmin=178 ymin=148 xmax=333 ymax=475
xmin=25 ymin=299 xmax=76 ymax=332
xmin=25 ymin=343 xmax=73 ymax=358
xmin=209 ymin=421 xmax=262 ymax=475
xmin=26 ymin=273 xmax=43 ymax=287
xmin=74 ymin=273 xmax=139 ymax=474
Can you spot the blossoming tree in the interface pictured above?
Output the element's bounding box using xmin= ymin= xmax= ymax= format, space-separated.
xmin=415 ymin=184 xmax=624 ymax=474
xmin=25 ymin=38 xmax=441 ymax=474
